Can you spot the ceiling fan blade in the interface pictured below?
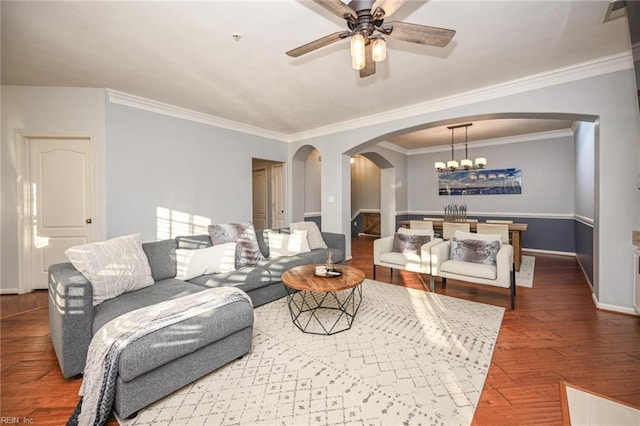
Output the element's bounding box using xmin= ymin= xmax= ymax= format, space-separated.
xmin=386 ymin=21 xmax=455 ymax=47
xmin=359 ymin=42 xmax=376 ymax=78
xmin=313 ymin=0 xmax=357 ymax=19
xmin=371 ymin=0 xmax=405 ymax=18
xmin=286 ymin=31 xmax=350 ymax=57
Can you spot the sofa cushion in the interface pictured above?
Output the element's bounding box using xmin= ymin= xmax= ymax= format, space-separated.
xmin=208 ymin=222 xmax=265 ymax=268
xmin=296 ymin=248 xmax=345 ymax=265
xmin=188 ymin=266 xmax=273 ymax=293
xmin=380 ymin=251 xmax=421 ymax=266
xmin=66 ymin=234 xmax=154 ymax=306
xmin=258 ymin=256 xmax=310 ymax=281
xmin=440 ymin=259 xmax=497 ymax=280
xmin=92 ymin=279 xmax=206 ymax=334
xmin=176 ymin=234 xmax=212 ymax=249
xmin=142 ymin=239 xmax=177 ymax=281
xmin=175 ymin=243 xmax=237 ymax=280
xmin=117 ymin=287 xmax=254 ymax=382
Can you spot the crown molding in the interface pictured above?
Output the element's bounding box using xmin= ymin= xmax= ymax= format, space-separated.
xmin=106 ymin=52 xmax=632 ymax=144
xmin=404 ymin=128 xmax=575 ymax=155
xmin=106 ymin=89 xmax=290 ymax=142
xmin=288 ymin=51 xmax=633 ymax=142
xmin=377 ymin=141 xmax=410 ymax=155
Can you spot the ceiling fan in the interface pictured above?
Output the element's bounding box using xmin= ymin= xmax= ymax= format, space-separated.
xmin=286 ymin=0 xmax=456 ymax=78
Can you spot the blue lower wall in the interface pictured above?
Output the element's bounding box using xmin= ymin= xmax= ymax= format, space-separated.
xmin=405 ymin=214 xmax=577 ymax=252
xmin=575 ymin=220 xmax=594 ymax=285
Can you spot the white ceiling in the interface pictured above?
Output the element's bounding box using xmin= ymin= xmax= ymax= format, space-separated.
xmin=1 ymin=0 xmax=633 ymax=148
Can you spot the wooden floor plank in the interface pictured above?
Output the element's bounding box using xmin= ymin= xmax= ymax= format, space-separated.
xmin=1 ymin=236 xmax=639 ymax=425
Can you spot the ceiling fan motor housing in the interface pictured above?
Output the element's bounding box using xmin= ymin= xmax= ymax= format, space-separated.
xmin=347 ymin=0 xmax=385 ymax=38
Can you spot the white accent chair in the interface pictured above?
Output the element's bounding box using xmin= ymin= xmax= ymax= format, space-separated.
xmin=431 ymin=230 xmax=516 ymax=309
xmin=373 ymin=228 xmax=443 ymax=286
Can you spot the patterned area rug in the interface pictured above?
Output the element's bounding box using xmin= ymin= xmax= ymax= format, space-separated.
xmin=120 ymin=280 xmax=504 ymax=426
xmin=516 ymin=255 xmax=535 ymax=288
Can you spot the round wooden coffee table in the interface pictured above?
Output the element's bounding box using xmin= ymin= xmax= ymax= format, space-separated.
xmin=282 ymin=264 xmax=365 ymax=335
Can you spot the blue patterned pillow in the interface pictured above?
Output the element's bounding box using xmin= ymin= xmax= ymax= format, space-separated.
xmin=392 ymin=233 xmax=431 ymax=255
xmin=450 ymin=237 xmax=501 ymax=266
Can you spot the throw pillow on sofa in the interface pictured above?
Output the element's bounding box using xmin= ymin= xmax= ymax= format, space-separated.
xmin=64 ymin=234 xmax=154 ymax=306
xmin=208 ymin=222 xmax=265 ymax=268
xmin=175 ymin=242 xmax=237 ymax=280
xmin=266 ymin=229 xmax=310 ymax=257
xmin=289 ymin=221 xmax=327 ymax=250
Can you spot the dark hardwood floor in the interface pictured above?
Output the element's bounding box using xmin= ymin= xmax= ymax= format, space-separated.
xmin=1 ymin=236 xmax=639 ymax=425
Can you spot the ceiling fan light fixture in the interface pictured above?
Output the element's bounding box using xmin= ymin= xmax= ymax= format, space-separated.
xmin=350 ymin=33 xmax=366 ymax=70
xmin=350 ymin=33 xmax=365 ymax=58
xmin=372 ymin=37 xmax=386 ymax=62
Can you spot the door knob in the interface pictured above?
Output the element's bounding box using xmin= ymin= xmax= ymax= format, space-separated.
xmin=86 ymin=218 xmax=92 ymax=224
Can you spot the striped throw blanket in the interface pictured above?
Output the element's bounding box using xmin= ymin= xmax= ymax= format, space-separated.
xmin=67 ymin=286 xmax=252 ymax=426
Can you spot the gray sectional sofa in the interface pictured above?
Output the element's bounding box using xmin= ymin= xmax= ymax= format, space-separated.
xmin=48 ymin=229 xmax=345 ymax=419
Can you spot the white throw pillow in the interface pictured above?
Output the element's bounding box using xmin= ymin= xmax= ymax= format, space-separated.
xmin=289 ymin=221 xmax=327 ymax=250
xmin=175 ymin=242 xmax=236 ymax=280
xmin=65 ymin=234 xmax=154 ymax=306
xmin=268 ymin=229 xmax=311 ymax=257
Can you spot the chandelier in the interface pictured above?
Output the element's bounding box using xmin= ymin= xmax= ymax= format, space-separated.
xmin=434 ymin=123 xmax=487 ymax=173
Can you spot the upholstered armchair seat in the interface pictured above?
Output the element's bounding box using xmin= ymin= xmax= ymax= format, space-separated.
xmin=373 ymin=228 xmax=442 ymax=281
xmin=431 ymin=230 xmax=516 ymax=308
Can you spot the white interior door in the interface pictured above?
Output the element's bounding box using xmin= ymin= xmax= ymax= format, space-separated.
xmin=29 ymin=138 xmax=93 ymax=289
xmin=272 ymin=164 xmax=286 ymax=228
xmin=252 ymin=168 xmax=268 ymax=230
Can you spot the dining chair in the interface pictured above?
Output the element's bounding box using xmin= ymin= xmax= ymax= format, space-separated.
xmin=442 ymin=222 xmax=470 ymax=240
xmin=477 ymin=223 xmax=510 ymax=244
xmin=410 ymin=220 xmax=433 ymax=230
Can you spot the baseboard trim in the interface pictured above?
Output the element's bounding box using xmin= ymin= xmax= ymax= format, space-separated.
xmin=591 ymin=293 xmax=639 ymax=316
xmin=0 ymin=288 xmax=20 ymax=295
xmin=522 ymin=248 xmax=575 ymax=257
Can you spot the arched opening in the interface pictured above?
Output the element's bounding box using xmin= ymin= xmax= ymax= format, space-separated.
xmin=291 ymin=145 xmax=322 ymax=226
xmin=350 ymin=152 xmax=396 ymax=239
xmin=344 ymin=112 xmax=598 ymax=287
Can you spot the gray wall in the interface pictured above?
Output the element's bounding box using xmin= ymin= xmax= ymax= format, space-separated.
xmin=574 ymin=121 xmax=596 ymax=286
xmin=350 ymin=155 xmax=381 ymax=217
xmin=290 ymin=69 xmax=640 ymax=312
xmin=407 ymin=133 xmax=575 ymax=215
xmin=105 ymin=103 xmax=288 ymax=242
xmin=574 ymin=122 xmax=595 ymax=219
xmin=1 ymin=86 xmax=107 ymax=293
xmin=303 ymin=148 xmax=321 ymax=216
